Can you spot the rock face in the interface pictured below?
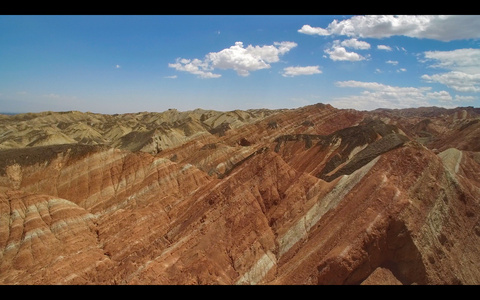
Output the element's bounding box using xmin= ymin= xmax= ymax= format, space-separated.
xmin=1 ymin=104 xmax=480 ymax=285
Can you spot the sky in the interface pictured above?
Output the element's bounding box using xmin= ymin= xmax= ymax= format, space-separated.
xmin=1 ymin=15 xmax=480 ymax=114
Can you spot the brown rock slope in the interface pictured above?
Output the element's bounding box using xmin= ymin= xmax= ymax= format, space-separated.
xmin=0 ymin=103 xmax=479 ymax=285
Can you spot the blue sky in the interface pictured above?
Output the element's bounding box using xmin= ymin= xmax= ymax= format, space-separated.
xmin=1 ymin=15 xmax=480 ymax=114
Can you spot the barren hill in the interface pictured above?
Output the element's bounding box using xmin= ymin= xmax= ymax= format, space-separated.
xmin=1 ymin=103 xmax=479 ymax=285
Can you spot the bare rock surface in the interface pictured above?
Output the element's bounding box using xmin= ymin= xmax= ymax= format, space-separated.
xmin=1 ymin=104 xmax=480 ymax=285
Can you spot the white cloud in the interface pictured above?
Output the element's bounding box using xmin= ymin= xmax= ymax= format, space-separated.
xmin=426 ymin=91 xmax=476 ymax=106
xmin=386 ymin=60 xmax=398 ymax=65
xmin=299 ymin=15 xmax=480 ymax=41
xmin=298 ymin=24 xmax=330 ymax=36
xmin=206 ymin=41 xmax=297 ymax=76
xmin=377 ymin=45 xmax=392 ymax=51
xmin=332 ymin=80 xmax=472 ymax=109
xmin=282 ymin=65 xmax=322 ymax=77
xmin=454 ymin=95 xmax=475 ymax=102
xmin=421 ymin=48 xmax=480 ymax=93
xmin=273 ymin=41 xmax=298 ymax=55
xmin=423 ymin=48 xmax=480 ymax=74
xmin=324 ymin=40 xmax=367 ymax=62
xmin=422 ymin=71 xmax=480 ymax=93
xmin=335 ymin=81 xmax=430 ymax=93
xmin=426 ymin=90 xmax=453 ymax=103
xmin=168 ymin=58 xmax=221 ymax=79
xmin=331 ymin=80 xmax=433 ymax=110
xmin=169 ymin=41 xmax=297 ymax=78
xmin=340 ymin=38 xmax=371 ymax=50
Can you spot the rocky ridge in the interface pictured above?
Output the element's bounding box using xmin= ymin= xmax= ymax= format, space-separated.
xmin=0 ymin=103 xmax=479 ymax=285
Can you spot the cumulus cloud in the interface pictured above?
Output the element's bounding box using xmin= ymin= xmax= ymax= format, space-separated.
xmin=168 ymin=58 xmax=221 ymax=79
xmin=298 ymin=24 xmax=330 ymax=36
xmin=169 ymin=41 xmax=297 ymax=78
xmin=298 ymin=15 xmax=480 ymax=41
xmin=281 ymin=65 xmax=322 ymax=77
xmin=324 ymin=40 xmax=368 ymax=62
xmin=207 ymin=41 xmax=297 ymax=76
xmin=421 ymin=48 xmax=480 ymax=92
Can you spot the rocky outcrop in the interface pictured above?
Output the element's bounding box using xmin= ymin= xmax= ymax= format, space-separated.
xmin=1 ymin=104 xmax=479 ymax=285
